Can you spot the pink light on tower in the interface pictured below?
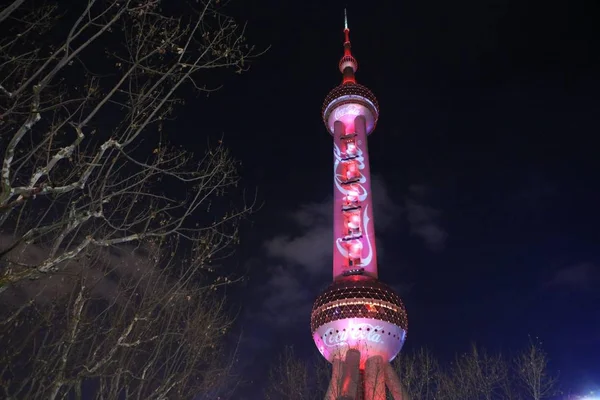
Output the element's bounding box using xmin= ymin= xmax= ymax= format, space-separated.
xmin=310 ymin=10 xmax=409 ymax=400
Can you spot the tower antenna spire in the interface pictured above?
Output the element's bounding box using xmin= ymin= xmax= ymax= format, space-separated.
xmin=339 ymin=8 xmax=357 ymax=84
xmin=344 ymin=8 xmax=348 ymax=30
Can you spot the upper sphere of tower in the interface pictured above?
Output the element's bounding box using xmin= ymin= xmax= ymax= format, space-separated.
xmin=339 ymin=55 xmax=358 ymax=74
xmin=322 ymin=82 xmax=379 ymax=135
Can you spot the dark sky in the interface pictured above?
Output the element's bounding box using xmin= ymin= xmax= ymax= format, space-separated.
xmin=176 ymin=0 xmax=599 ymax=397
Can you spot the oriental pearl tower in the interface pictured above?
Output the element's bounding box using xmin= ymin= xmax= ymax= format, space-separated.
xmin=310 ymin=11 xmax=408 ymax=400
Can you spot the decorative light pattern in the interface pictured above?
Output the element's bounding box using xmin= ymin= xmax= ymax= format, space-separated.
xmin=311 ymin=277 xmax=408 ymax=333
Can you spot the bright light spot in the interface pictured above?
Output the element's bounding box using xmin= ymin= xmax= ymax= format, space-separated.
xmin=579 ymin=392 xmax=600 ymax=400
xmin=366 ymin=304 xmax=377 ymax=312
xmin=345 ymin=195 xmax=357 ymax=203
xmin=350 ymin=242 xmax=362 ymax=256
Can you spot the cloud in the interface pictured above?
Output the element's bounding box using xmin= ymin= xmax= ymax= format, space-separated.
xmin=405 ymin=184 xmax=447 ymax=252
xmin=0 ymin=234 xmax=160 ymax=304
xmin=258 ymin=265 xmax=314 ymax=327
xmin=264 ymin=224 xmax=331 ymax=277
xmin=258 ymin=199 xmax=333 ymax=326
xmin=263 ymin=175 xmax=400 ymax=276
xmin=545 ymin=263 xmax=598 ymax=291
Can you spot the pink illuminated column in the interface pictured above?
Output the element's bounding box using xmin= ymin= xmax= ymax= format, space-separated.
xmin=313 ymin=10 xmax=409 ymax=400
xmin=332 ymin=115 xmax=378 ymax=281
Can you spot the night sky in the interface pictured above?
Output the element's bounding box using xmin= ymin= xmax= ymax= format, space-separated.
xmin=175 ymin=0 xmax=599 ymax=397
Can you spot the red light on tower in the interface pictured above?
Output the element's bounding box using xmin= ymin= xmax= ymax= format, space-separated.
xmin=310 ymin=9 xmax=408 ymax=399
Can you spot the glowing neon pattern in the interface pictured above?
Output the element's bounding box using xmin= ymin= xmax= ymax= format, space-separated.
xmin=323 ymin=321 xmax=385 ymax=347
xmin=334 ymin=104 xmax=362 ymax=120
xmin=333 ymin=143 xmax=366 ymax=200
xmin=333 ymin=140 xmax=374 ymax=270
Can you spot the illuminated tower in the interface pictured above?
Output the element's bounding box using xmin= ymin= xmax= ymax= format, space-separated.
xmin=310 ymin=11 xmax=409 ymax=400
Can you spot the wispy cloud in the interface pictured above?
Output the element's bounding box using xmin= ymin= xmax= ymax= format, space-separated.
xmin=258 ymin=265 xmax=314 ymax=327
xmin=264 ymin=222 xmax=331 ymax=277
xmin=0 ymin=234 xmax=158 ymax=304
xmin=545 ymin=262 xmax=598 ymax=291
xmin=256 ymin=176 xmax=401 ymax=327
xmin=263 ymin=175 xmax=399 ymax=277
xmin=405 ymin=184 xmax=447 ymax=252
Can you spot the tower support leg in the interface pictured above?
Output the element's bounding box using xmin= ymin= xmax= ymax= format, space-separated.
xmin=325 ymin=358 xmax=344 ymax=400
xmin=323 ymin=351 xmax=408 ymax=400
xmin=364 ymin=355 xmax=386 ymax=400
xmin=337 ymin=349 xmax=361 ymax=400
xmin=383 ymin=362 xmax=406 ymax=400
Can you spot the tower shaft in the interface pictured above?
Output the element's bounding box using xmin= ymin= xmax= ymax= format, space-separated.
xmin=332 ymin=117 xmax=378 ymax=280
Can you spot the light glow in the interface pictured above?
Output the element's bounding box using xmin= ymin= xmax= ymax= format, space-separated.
xmin=349 ymin=242 xmax=362 ymax=256
xmin=347 ymin=214 xmax=361 ymax=229
xmin=313 ymin=318 xmax=406 ymax=365
xmin=323 ymin=321 xmax=384 ymax=348
xmin=334 ymin=138 xmax=374 ymax=273
xmin=344 ymin=8 xmax=348 ymax=30
xmin=346 ymin=141 xmax=356 ymax=154
xmin=580 ymin=392 xmax=600 ymax=400
xmin=334 ymin=104 xmax=362 ymax=120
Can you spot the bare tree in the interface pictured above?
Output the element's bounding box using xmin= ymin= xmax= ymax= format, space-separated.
xmin=515 ymin=339 xmax=559 ymax=400
xmin=270 ymin=342 xmax=560 ymax=400
xmin=0 ymin=0 xmax=261 ymax=397
xmin=444 ymin=344 xmax=506 ymax=400
xmin=265 ymin=346 xmax=330 ymax=400
xmin=393 ymin=347 xmax=438 ymax=400
xmin=0 ymin=241 xmax=241 ymax=399
xmin=0 ymin=0 xmax=260 ymax=292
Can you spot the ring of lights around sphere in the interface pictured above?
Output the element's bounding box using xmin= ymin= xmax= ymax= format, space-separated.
xmin=311 ymin=277 xmax=407 ymax=366
xmin=322 ymin=83 xmax=379 ymax=135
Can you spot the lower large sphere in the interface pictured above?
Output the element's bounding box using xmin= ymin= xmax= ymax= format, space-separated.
xmin=311 ymin=276 xmax=408 ymax=365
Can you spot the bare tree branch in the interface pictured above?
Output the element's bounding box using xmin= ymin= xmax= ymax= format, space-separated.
xmin=0 ymin=0 xmax=26 ymax=23
xmin=0 ymin=0 xmax=260 ymax=397
xmin=1 ymin=244 xmax=241 ymax=399
xmin=0 ymin=0 xmax=260 ymax=290
xmin=515 ymin=338 xmax=559 ymax=400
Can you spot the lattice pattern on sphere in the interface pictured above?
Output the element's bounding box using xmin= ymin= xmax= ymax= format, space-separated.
xmin=310 ymin=278 xmax=408 ymax=333
xmin=322 ymin=82 xmax=379 ymax=125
